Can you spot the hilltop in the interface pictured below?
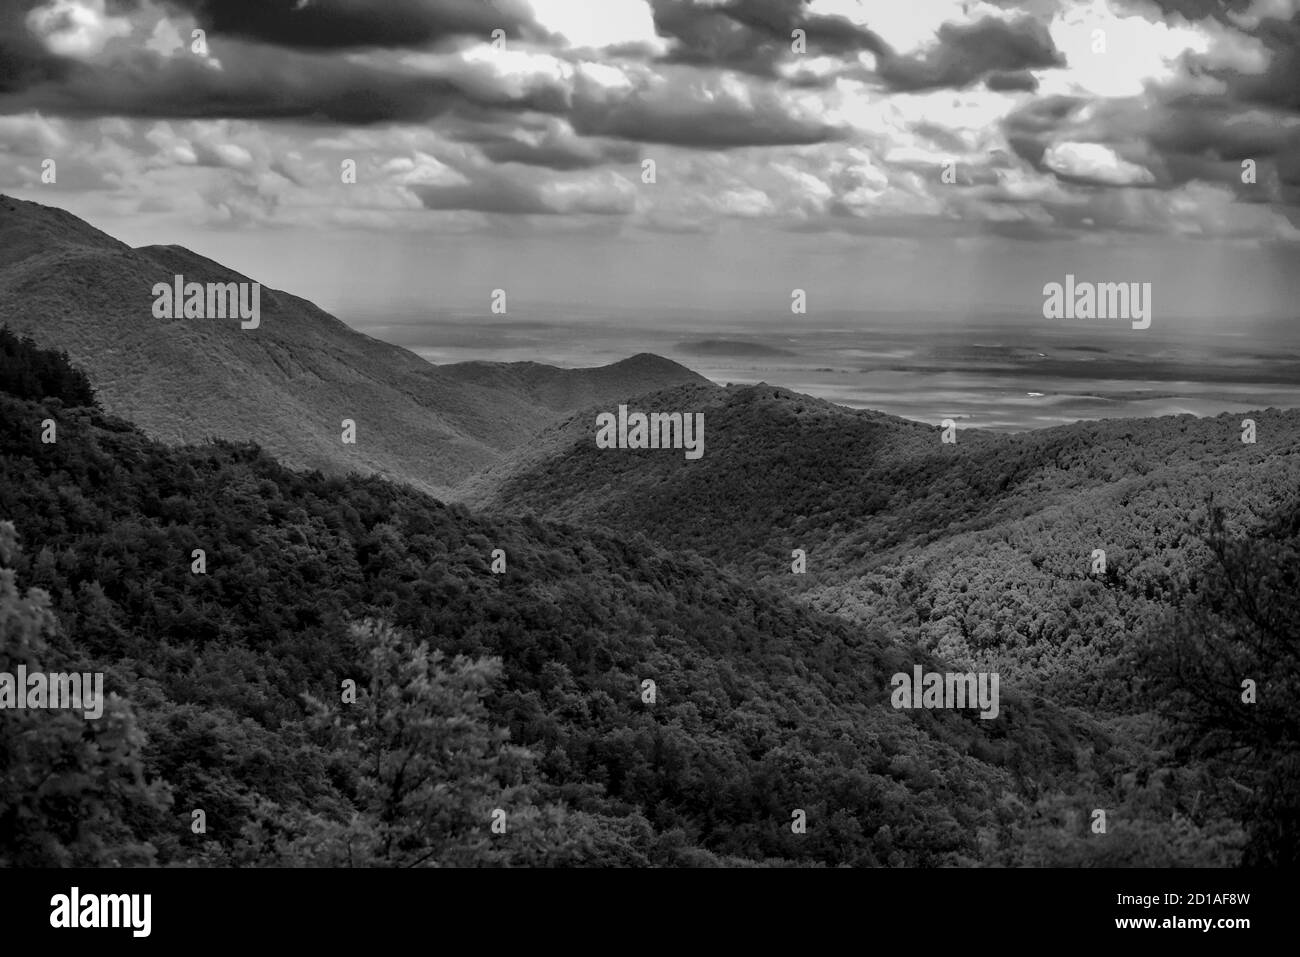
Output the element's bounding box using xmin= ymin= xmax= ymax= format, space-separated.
xmin=0 ymin=195 xmax=709 ymax=494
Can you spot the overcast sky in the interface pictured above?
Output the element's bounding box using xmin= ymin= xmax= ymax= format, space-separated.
xmin=2 ymin=0 xmax=1299 ymax=325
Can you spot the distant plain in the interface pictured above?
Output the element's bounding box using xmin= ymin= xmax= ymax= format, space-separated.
xmin=358 ymin=305 xmax=1300 ymax=431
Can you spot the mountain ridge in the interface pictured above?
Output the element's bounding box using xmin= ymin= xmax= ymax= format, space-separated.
xmin=463 ymin=376 xmax=1300 ymax=702
xmin=0 ymin=194 xmax=711 ymax=494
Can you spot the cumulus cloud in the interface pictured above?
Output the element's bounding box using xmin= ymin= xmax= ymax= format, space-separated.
xmin=25 ymin=0 xmax=132 ymax=58
xmin=878 ymin=16 xmax=1065 ymax=91
xmin=568 ymin=67 xmax=843 ymax=146
xmin=1043 ymin=140 xmax=1157 ymax=185
xmin=653 ymin=0 xmax=887 ymax=77
xmin=0 ymin=0 xmax=1294 ymax=244
xmin=455 ymin=116 xmax=641 ymax=169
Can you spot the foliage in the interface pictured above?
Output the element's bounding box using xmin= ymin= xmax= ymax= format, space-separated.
xmin=1135 ymin=495 xmax=1300 ymax=866
xmin=0 ymin=326 xmax=97 ymax=408
xmin=0 ymin=346 xmax=1271 ymax=866
xmin=0 ymin=521 xmax=167 ymax=866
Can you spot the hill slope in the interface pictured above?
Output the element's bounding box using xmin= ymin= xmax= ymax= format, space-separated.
xmin=464 ymin=382 xmax=1300 ymax=699
xmin=0 ymin=343 xmax=1185 ymax=868
xmin=0 ymin=195 xmax=709 ymax=494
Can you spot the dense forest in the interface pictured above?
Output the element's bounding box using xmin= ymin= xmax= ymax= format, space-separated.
xmin=0 ymin=328 xmax=97 ymax=409
xmin=1 ymin=337 xmax=1291 ymax=866
xmin=468 ymin=381 xmax=1300 ymax=865
xmin=470 ymin=384 xmax=1300 ymax=702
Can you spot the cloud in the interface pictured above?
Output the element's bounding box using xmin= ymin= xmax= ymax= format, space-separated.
xmin=1136 ymin=0 xmax=1259 ymax=26
xmin=0 ymin=40 xmax=476 ymax=122
xmin=568 ymin=67 xmax=843 ymax=147
xmin=1146 ymin=98 xmax=1299 ymax=163
xmin=652 ymin=0 xmax=886 ymax=77
xmin=985 ymin=69 xmax=1039 ymax=91
xmin=456 ymin=116 xmax=641 ymax=169
xmin=1 ymin=0 xmax=1297 ymax=246
xmin=0 ymin=110 xmax=68 ymax=153
xmin=1043 ymin=177 xmax=1300 ymax=239
xmin=1 ymin=8 xmax=839 ymax=152
xmin=1002 ymin=93 xmax=1091 ymax=164
xmin=412 ymin=165 xmax=634 ymax=215
xmin=25 ymin=0 xmax=132 ymax=58
xmin=528 ymin=0 xmax=665 ymax=51
xmin=0 ymin=1 xmax=74 ymax=93
xmin=877 ymin=16 xmax=1064 ymax=92
xmin=1043 ymin=141 xmax=1157 ymax=186
xmin=1229 ymin=9 xmax=1300 ymax=111
xmin=161 ymin=0 xmax=543 ymax=49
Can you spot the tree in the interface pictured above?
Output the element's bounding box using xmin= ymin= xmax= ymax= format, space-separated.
xmin=278 ymin=620 xmax=537 ymax=866
xmin=1137 ymin=496 xmax=1300 ymax=866
xmin=0 ymin=520 xmax=168 ymax=866
xmin=0 ymin=327 xmax=97 ymax=407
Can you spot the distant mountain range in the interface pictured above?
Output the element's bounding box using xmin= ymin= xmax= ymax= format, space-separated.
xmin=0 ymin=195 xmax=707 ymax=495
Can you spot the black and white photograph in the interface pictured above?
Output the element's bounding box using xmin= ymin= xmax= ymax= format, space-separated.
xmin=0 ymin=0 xmax=1295 ymax=940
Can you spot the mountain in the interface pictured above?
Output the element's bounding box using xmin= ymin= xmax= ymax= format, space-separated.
xmin=461 ymin=380 xmax=1014 ymax=544
xmin=0 ymin=195 xmax=709 ymax=495
xmin=0 ymin=336 xmax=1165 ymax=868
xmin=463 ymin=381 xmax=1300 ymax=701
xmin=2 ymin=282 xmax=1283 ymax=867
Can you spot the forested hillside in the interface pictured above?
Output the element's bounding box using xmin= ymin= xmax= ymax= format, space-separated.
xmin=0 ymin=333 xmax=1155 ymax=868
xmin=459 ymin=377 xmax=1300 ymax=864
xmin=465 ymin=383 xmax=1300 ymax=702
xmin=3 ymin=335 xmax=1287 ymax=866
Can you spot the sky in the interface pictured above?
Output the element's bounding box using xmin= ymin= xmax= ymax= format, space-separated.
xmin=1 ymin=0 xmax=1299 ymax=327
